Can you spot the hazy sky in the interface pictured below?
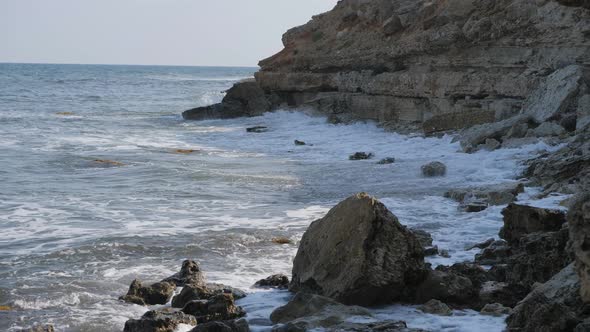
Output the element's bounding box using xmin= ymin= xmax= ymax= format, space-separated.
xmin=0 ymin=0 xmax=338 ymax=67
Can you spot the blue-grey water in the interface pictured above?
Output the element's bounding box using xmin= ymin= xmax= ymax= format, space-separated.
xmin=0 ymin=63 xmax=559 ymax=331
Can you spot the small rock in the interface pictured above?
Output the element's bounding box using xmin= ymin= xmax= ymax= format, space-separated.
xmin=481 ymin=303 xmax=513 ymax=316
xmin=182 ymin=294 xmax=246 ymax=324
xmin=527 ymin=122 xmax=566 ymax=137
xmin=475 ymin=240 xmax=511 ymax=265
xmin=124 ymin=310 xmax=197 ymax=332
xmin=271 ymin=237 xmax=292 ymax=245
xmin=482 ymin=138 xmax=501 ymax=151
xmin=55 ymin=112 xmax=74 ymax=116
xmin=465 ymin=202 xmax=488 ymax=213
xmin=414 ymin=269 xmax=477 ymax=306
xmin=377 ymin=157 xmax=396 ymax=164
xmin=479 ymin=281 xmax=528 ymax=308
xmin=120 ymin=279 xmax=176 ymax=306
xmin=254 ymin=274 xmax=289 ymax=289
xmin=412 ymin=229 xmax=434 ymax=248
xmin=92 ymin=159 xmax=124 ymax=167
xmin=382 ymin=15 xmax=404 ymax=35
xmin=440 ymin=250 xmax=451 ymax=258
xmin=349 ymin=152 xmax=374 ymax=160
xmin=162 ymin=260 xmax=206 ymax=287
xmin=465 ymin=238 xmax=495 ymax=251
xmin=174 ymin=149 xmax=198 ymax=154
xmin=246 ymin=126 xmax=268 ymax=133
xmin=18 ymin=325 xmax=55 ymax=332
xmin=424 ymin=246 xmax=440 ymax=256
xmin=0 ymin=305 xmax=11 ymax=311
xmin=419 ymin=299 xmax=453 ymax=316
xmin=421 ymin=161 xmax=447 ymax=177
xmin=294 ymin=140 xmax=306 ymax=146
xmin=172 ymin=284 xmax=217 ymax=308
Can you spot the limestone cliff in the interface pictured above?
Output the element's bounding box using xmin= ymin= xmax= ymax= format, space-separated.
xmin=255 ymin=0 xmax=590 ymax=132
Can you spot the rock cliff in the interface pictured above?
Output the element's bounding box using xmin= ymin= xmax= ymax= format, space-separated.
xmin=254 ymin=0 xmax=590 ymax=132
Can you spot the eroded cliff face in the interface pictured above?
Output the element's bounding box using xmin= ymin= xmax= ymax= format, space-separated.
xmin=256 ymin=0 xmax=590 ymax=132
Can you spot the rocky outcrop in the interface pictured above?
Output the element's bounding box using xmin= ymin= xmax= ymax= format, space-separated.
xmin=120 ymin=279 xmax=176 ymax=306
xmin=568 ymin=194 xmax=590 ymax=302
xmin=182 ymin=80 xmax=271 ymax=120
xmin=290 ymin=193 xmax=427 ymax=306
xmin=182 ymin=294 xmax=246 ymax=324
xmin=500 ymin=203 xmax=567 ymax=246
xmin=421 ymin=161 xmax=447 ymax=177
xmin=254 ymin=274 xmax=290 ymax=289
xmin=162 ymin=260 xmax=206 ymax=287
xmin=124 ymin=310 xmax=197 ymax=332
xmin=252 ymin=0 xmax=590 ymax=132
xmin=171 ymin=283 xmax=246 ymax=309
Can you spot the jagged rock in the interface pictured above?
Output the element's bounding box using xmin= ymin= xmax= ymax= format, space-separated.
xmin=465 ymin=202 xmax=488 ymax=213
xmin=377 ymin=157 xmax=396 ymax=164
xmin=414 ymin=269 xmax=478 ymax=307
xmin=183 ymin=80 xmax=270 ymax=120
xmin=294 ymin=140 xmax=306 ymax=146
xmin=500 ymin=204 xmax=567 ymax=246
xmin=349 ymin=152 xmax=374 ymax=160
xmin=171 ymin=283 xmax=245 ymax=309
xmin=162 ymin=260 xmax=206 ymax=287
xmin=445 ymin=182 xmax=524 ymax=206
xmin=568 ymin=194 xmax=590 ymax=302
xmin=246 ymin=126 xmax=269 ymax=133
xmin=478 ymin=281 xmax=529 ymax=308
xmin=481 ymin=303 xmax=513 ymax=317
xmin=182 ymin=294 xmax=246 ymax=324
xmin=437 ymin=263 xmax=491 ymax=290
xmin=578 ymin=94 xmax=590 ymax=130
xmin=527 ymin=122 xmax=566 ymax=137
xmin=190 ymin=319 xmax=250 ymax=332
xmin=419 ymin=299 xmax=452 ymax=316
xmin=411 ymin=229 xmax=433 ymax=248
xmin=475 ymin=240 xmax=511 ymax=265
xmin=421 ymin=161 xmax=447 ymax=177
xmin=482 ymin=138 xmax=501 ymax=151
xmin=18 ymin=326 xmax=55 ymax=332
xmin=458 ymin=115 xmax=531 ymax=153
xmin=254 ymin=274 xmax=290 ymax=289
xmin=507 ymin=264 xmax=584 ymax=332
xmin=290 ymin=193 xmax=427 ymax=305
xmin=120 ymin=279 xmax=176 ymax=306
xmin=124 ymin=310 xmax=197 ymax=332
xmin=522 ymin=65 xmax=585 ymax=123
xmin=424 ymin=246 xmax=439 ymax=256
xmin=272 ymin=320 xmax=418 ymax=332
xmin=466 ymin=238 xmax=495 ymax=251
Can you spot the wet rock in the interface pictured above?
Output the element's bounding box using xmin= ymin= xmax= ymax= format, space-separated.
xmin=500 ymin=204 xmax=567 ymax=246
xmin=190 ymin=319 xmax=250 ymax=332
xmin=183 ymin=80 xmax=270 ymax=120
xmin=437 ymin=263 xmax=491 ymax=290
xmin=578 ymin=94 xmax=590 ymax=131
xmin=377 ymin=157 xmax=396 ymax=165
xmin=481 ymin=303 xmax=512 ymax=316
xmin=478 ymin=281 xmax=529 ymax=308
xmin=349 ymin=152 xmax=374 ymax=160
xmin=254 ymin=274 xmax=290 ymax=289
xmin=271 ymin=237 xmax=292 ymax=245
xmin=382 ymin=15 xmax=404 ymax=35
xmin=182 ymin=294 xmax=246 ymax=324
xmin=120 ymin=279 xmax=176 ymax=306
xmin=174 ymin=149 xmax=198 ymax=154
xmin=18 ymin=325 xmax=55 ymax=332
xmin=290 ymin=193 xmax=427 ymax=305
xmin=421 ymin=161 xmax=447 ymax=177
xmin=414 ymin=269 xmax=477 ymax=307
xmin=465 ymin=202 xmax=488 ymax=213
xmin=439 ymin=249 xmax=451 ymax=258
xmin=475 ymin=240 xmax=511 ymax=265
xmin=272 ymin=319 xmax=416 ymax=332
xmin=419 ymin=299 xmax=452 ymax=316
xmin=465 ymin=238 xmax=495 ymax=251
xmin=172 ymin=283 xmax=246 ymax=309
xmin=445 ymin=182 xmax=524 ymax=206
xmin=567 ymin=194 xmax=590 ymax=302
xmin=527 ymin=122 xmax=566 ymax=137
xmin=411 ymin=229 xmax=433 ymax=248
xmin=507 ymin=264 xmax=583 ymax=332
xmin=458 ymin=116 xmax=530 ymax=153
xmin=162 ymin=260 xmax=206 ymax=287
xmin=124 ymin=310 xmax=197 ymax=332
xmin=424 ymin=246 xmax=439 ymax=256
xmin=294 ymin=140 xmax=306 ymax=146
xmin=246 ymin=126 xmax=269 ymax=133
xmin=482 ymin=138 xmax=501 ymax=151
xmin=92 ymin=159 xmax=124 ymax=167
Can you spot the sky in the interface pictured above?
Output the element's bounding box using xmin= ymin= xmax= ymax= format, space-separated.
xmin=0 ymin=0 xmax=338 ymax=67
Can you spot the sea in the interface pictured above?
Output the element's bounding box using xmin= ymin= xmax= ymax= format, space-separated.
xmin=0 ymin=63 xmax=568 ymax=331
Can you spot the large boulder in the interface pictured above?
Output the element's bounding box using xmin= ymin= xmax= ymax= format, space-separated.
xmin=289 ymin=193 xmax=427 ymax=306
xmin=183 ymin=80 xmax=271 ymax=120
xmin=500 ymin=204 xmax=567 ymax=246
xmin=506 ymin=264 xmax=584 ymax=332
xmin=120 ymin=279 xmax=176 ymax=306
xmin=568 ymin=194 xmax=590 ymax=302
xmin=124 ymin=310 xmax=197 ymax=332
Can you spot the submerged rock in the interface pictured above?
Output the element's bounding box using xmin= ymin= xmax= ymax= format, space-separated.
xmin=294 ymin=140 xmax=306 ymax=146
xmin=349 ymin=152 xmax=374 ymax=160
xmin=421 ymin=162 xmax=447 ymax=177
xmin=246 ymin=126 xmax=269 ymax=133
xmin=290 ymin=193 xmax=427 ymax=305
xmin=124 ymin=310 xmax=197 ymax=332
xmin=18 ymin=326 xmax=55 ymax=332
xmin=445 ymin=182 xmax=524 ymax=207
xmin=377 ymin=157 xmax=396 ymax=164
xmin=254 ymin=274 xmax=289 ymax=289
xmin=120 ymin=279 xmax=175 ymax=306
xmin=419 ymin=299 xmax=452 ymax=316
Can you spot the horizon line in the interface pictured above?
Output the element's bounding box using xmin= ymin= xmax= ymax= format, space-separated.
xmin=0 ymin=61 xmax=260 ymax=69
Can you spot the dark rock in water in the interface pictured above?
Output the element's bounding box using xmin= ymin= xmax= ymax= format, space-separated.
xmin=507 ymin=264 xmax=583 ymax=332
xmin=478 ymin=281 xmax=529 ymax=309
xmin=437 ymin=263 xmax=491 ymax=290
xmin=439 ymin=249 xmax=451 ymax=258
xmin=246 ymin=126 xmax=269 ymax=133
xmin=445 ymin=182 xmax=524 ymax=207
xmin=124 ymin=310 xmax=197 ymax=332
xmin=294 ymin=140 xmax=306 ymax=146
xmin=162 ymin=260 xmax=206 ymax=287
xmin=120 ymin=279 xmax=176 ymax=306
xmin=289 ymin=193 xmax=427 ymax=306
xmin=349 ymin=152 xmax=374 ymax=160
xmin=254 ymin=274 xmax=289 ymax=289
xmin=465 ymin=202 xmax=488 ymax=213
xmin=465 ymin=238 xmax=495 ymax=251
xmin=182 ymin=294 xmax=245 ymax=324
xmin=421 ymin=161 xmax=447 ymax=177
xmin=411 ymin=229 xmax=433 ymax=248
xmin=482 ymin=138 xmax=501 ymax=151
xmin=419 ymin=299 xmax=452 ymax=316
xmin=500 ymin=204 xmax=567 ymax=246
xmin=414 ymin=269 xmax=477 ymax=307
xmin=424 ymin=246 xmax=439 ymax=257
xmin=377 ymin=157 xmax=396 ymax=164
xmin=183 ymin=80 xmax=270 ymax=120
xmin=18 ymin=325 xmax=55 ymax=332
xmin=172 ymin=283 xmax=247 ymax=308
xmin=569 ymin=194 xmax=590 ymax=302
xmin=481 ymin=303 xmax=512 ymax=317
xmin=475 ymin=240 xmax=511 ymax=265
xmin=190 ymin=319 xmax=250 ymax=332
